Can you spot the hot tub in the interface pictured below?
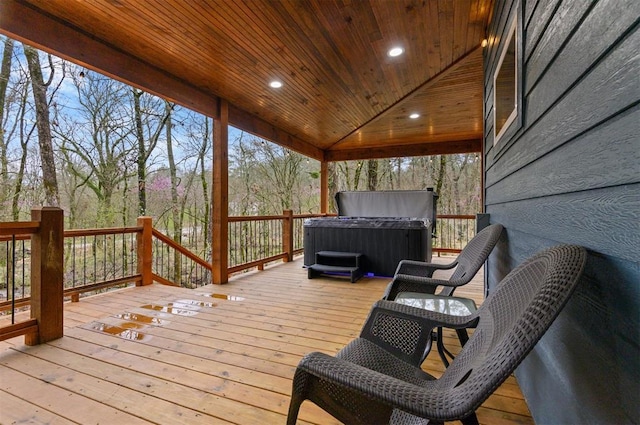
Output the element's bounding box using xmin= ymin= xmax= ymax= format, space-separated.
xmin=303 ymin=190 xmax=437 ymax=277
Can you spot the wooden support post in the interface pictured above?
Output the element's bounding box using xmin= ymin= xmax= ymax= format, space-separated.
xmin=320 ymin=160 xmax=328 ymax=214
xmin=282 ymin=209 xmax=294 ymax=262
xmin=212 ymin=99 xmax=229 ymax=284
xmin=137 ymin=216 xmax=153 ymax=286
xmin=26 ymin=207 xmax=63 ymax=345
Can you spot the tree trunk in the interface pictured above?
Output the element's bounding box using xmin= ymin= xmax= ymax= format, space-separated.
xmin=0 ymin=38 xmax=14 ymax=204
xmin=367 ymin=159 xmax=378 ymax=191
xmin=165 ymin=102 xmax=182 ymax=282
xmin=328 ymin=162 xmax=338 ymax=213
xmin=11 ymin=83 xmax=30 ymax=220
xmin=133 ymin=89 xmax=147 ymax=216
xmin=23 ymin=45 xmax=59 ymax=206
xmin=199 ymin=117 xmax=211 ymax=252
xmin=434 ymin=155 xmax=446 ymax=211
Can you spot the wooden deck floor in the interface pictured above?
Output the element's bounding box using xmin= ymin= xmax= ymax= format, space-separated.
xmin=0 ymin=257 xmax=533 ymax=424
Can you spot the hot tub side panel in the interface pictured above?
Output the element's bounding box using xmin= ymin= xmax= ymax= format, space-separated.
xmin=303 ymin=219 xmax=431 ymax=277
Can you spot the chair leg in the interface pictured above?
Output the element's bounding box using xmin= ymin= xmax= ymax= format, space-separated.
xmin=287 ymin=393 xmax=303 ymax=425
xmin=461 ymin=412 xmax=480 ymax=425
xmin=456 ymin=328 xmax=470 ymax=346
xmin=436 ymin=327 xmax=450 ymax=367
xmin=420 ymin=331 xmax=435 ymax=363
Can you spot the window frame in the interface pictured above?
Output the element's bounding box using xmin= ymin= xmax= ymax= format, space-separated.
xmin=492 ymin=8 xmax=523 ymax=149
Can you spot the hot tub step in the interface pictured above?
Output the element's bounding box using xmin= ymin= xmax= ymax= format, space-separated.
xmin=308 ymin=251 xmax=363 ymax=283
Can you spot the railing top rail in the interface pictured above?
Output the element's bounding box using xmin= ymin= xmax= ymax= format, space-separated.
xmin=293 ymin=213 xmax=335 ymax=219
xmin=64 ymin=226 xmax=142 ymax=237
xmin=436 ymin=214 xmax=476 ymax=219
xmin=229 ymin=214 xmax=285 ymax=222
xmin=229 ymin=213 xmax=329 ymax=222
xmin=0 ymin=221 xmax=40 ymax=236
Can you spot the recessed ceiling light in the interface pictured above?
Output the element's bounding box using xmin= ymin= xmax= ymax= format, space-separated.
xmin=269 ymin=80 xmax=283 ymax=88
xmin=388 ymin=46 xmax=404 ymax=57
xmin=409 ymin=113 xmax=420 ymax=119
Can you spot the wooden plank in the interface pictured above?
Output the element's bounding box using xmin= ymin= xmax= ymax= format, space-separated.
xmin=0 ymin=220 xmax=39 ymax=235
xmin=0 ymin=318 xmax=37 ymax=342
xmin=0 ymin=390 xmax=76 ymax=424
xmin=13 ymin=340 xmax=324 ymax=425
xmin=326 ymin=138 xmax=482 ymax=161
xmin=80 ymin=279 xmax=376 ymax=325
xmin=0 ymin=361 xmax=150 ymax=424
xmin=2 ymin=349 xmax=233 ymax=425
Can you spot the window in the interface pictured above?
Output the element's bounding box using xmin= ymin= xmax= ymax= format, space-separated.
xmin=493 ymin=14 xmax=521 ymax=146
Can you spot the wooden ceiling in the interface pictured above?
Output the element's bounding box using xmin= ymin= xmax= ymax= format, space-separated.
xmin=0 ymin=0 xmax=492 ymax=161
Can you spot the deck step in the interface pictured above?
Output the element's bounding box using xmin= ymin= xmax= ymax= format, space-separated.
xmin=308 ymin=251 xmax=364 ymax=283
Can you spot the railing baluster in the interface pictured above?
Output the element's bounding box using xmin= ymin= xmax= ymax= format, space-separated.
xmin=1 ymin=213 xmax=475 ymax=312
xmin=10 ymin=236 xmax=15 ymax=324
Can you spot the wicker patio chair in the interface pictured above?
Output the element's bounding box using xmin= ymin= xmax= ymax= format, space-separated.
xmin=287 ymin=244 xmax=587 ymax=425
xmin=382 ymin=223 xmax=503 ymax=366
xmin=383 ymin=223 xmax=504 ymax=301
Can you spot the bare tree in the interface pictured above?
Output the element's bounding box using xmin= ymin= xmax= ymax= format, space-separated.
xmin=0 ymin=37 xmax=14 ymax=207
xmin=11 ymin=76 xmax=33 ymax=220
xmin=337 ymin=160 xmax=364 ymax=191
xmin=55 ymin=70 xmax=135 ymax=226
xmin=23 ymin=44 xmax=59 ymax=206
xmin=133 ymin=88 xmax=172 ymax=216
xmin=254 ymin=140 xmax=305 ymax=212
xmin=184 ymin=112 xmax=212 ymax=252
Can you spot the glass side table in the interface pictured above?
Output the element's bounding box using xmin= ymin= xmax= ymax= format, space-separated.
xmin=395 ymin=292 xmax=478 ymax=367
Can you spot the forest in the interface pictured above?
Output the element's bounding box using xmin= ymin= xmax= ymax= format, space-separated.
xmin=0 ymin=36 xmax=481 ymax=240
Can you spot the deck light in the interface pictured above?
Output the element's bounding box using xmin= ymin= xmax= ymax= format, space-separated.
xmin=269 ymin=80 xmax=283 ymax=88
xmin=409 ymin=113 xmax=420 ymax=119
xmin=388 ymin=46 xmax=404 ymax=57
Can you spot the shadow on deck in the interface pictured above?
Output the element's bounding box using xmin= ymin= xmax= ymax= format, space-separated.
xmin=0 ymin=256 xmax=532 ymax=424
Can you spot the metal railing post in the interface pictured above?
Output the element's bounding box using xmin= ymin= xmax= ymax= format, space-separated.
xmin=137 ymin=216 xmax=153 ymax=286
xmin=26 ymin=207 xmax=64 ymax=345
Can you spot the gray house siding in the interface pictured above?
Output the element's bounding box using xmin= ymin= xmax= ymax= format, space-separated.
xmin=483 ymin=0 xmax=639 ymax=423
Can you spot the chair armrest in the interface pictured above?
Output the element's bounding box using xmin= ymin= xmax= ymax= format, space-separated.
xmin=383 ymin=274 xmax=457 ymax=300
xmin=359 ymin=300 xmax=478 ymax=365
xmin=394 ymin=259 xmax=457 ymax=278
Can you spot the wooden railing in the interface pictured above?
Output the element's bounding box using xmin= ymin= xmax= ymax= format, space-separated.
xmin=227 ymin=212 xmax=328 ymax=273
xmin=0 ymin=207 xmax=63 ymax=345
xmin=432 ymin=214 xmax=477 ymax=254
xmin=1 ymin=211 xmax=328 ymax=317
xmin=1 ymin=209 xmax=476 ymax=345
